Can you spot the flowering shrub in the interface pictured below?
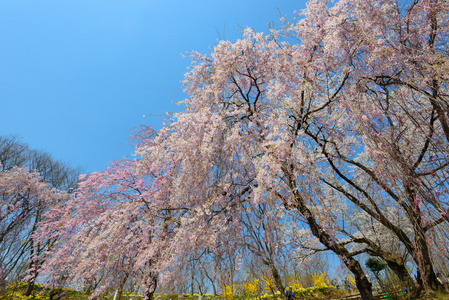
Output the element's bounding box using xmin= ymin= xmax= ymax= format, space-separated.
xmin=3 ymin=278 xmax=345 ymax=300
xmin=2 ymin=282 xmax=91 ymax=300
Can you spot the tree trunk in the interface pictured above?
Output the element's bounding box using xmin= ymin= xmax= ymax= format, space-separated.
xmin=191 ymin=269 xmax=194 ymax=298
xmin=49 ymin=288 xmax=65 ymax=300
xmin=116 ymin=274 xmax=129 ymax=300
xmin=24 ymin=281 xmax=34 ymax=297
xmin=384 ymin=258 xmax=418 ymax=294
xmin=269 ymin=261 xmax=286 ymax=299
xmin=347 ymin=260 xmax=373 ymax=300
xmin=408 ymin=191 xmax=445 ymax=293
xmin=143 ymin=273 xmax=158 ymax=300
xmin=212 ymin=283 xmax=217 ymax=296
xmin=414 ymin=234 xmax=445 ymax=292
xmin=24 ymin=249 xmax=36 ymax=297
xmin=365 ymin=244 xmax=419 ymax=295
xmin=290 ymin=191 xmax=374 ymax=300
xmin=24 ymin=214 xmax=42 ymax=297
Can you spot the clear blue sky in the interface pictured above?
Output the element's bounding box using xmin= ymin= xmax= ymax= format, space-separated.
xmin=0 ymin=0 xmax=307 ymax=173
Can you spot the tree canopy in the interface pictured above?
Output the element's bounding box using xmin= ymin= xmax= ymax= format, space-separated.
xmin=2 ymin=1 xmax=448 ymax=300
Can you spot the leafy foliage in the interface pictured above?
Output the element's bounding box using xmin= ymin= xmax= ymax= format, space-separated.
xmin=365 ymin=258 xmax=386 ymax=275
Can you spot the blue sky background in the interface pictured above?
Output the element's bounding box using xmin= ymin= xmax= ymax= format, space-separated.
xmin=0 ymin=0 xmax=307 ymax=173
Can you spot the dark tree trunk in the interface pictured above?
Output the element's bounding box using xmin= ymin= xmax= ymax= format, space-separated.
xmin=24 ymin=281 xmax=34 ymax=297
xmin=364 ymin=245 xmax=419 ymax=295
xmin=414 ymin=237 xmax=445 ymax=292
xmin=385 ymin=258 xmax=418 ymax=294
xmin=49 ymin=288 xmax=64 ymax=300
xmin=348 ymin=261 xmax=373 ymax=300
xmin=408 ymin=189 xmax=445 ymax=293
xmin=143 ymin=273 xmax=158 ymax=300
xmin=289 ymin=190 xmax=374 ymax=300
xmin=269 ymin=261 xmax=286 ymax=299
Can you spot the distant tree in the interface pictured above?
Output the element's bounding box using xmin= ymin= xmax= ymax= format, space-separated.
xmin=366 ymin=258 xmax=386 ymax=282
xmin=0 ymin=136 xmax=79 ymax=190
xmin=0 ymin=136 xmax=28 ymax=171
xmin=0 ymin=166 xmax=69 ymax=293
xmin=0 ymin=135 xmax=79 ymax=295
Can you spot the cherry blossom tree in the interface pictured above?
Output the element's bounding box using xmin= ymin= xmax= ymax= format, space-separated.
xmin=136 ymin=0 xmax=447 ymax=298
xmin=0 ymin=136 xmax=78 ymax=296
xmin=278 ymin=0 xmax=449 ymax=293
xmin=33 ymin=1 xmax=448 ymax=300
xmin=0 ymin=166 xmax=68 ymax=293
xmin=34 ymin=158 xmax=174 ymax=299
